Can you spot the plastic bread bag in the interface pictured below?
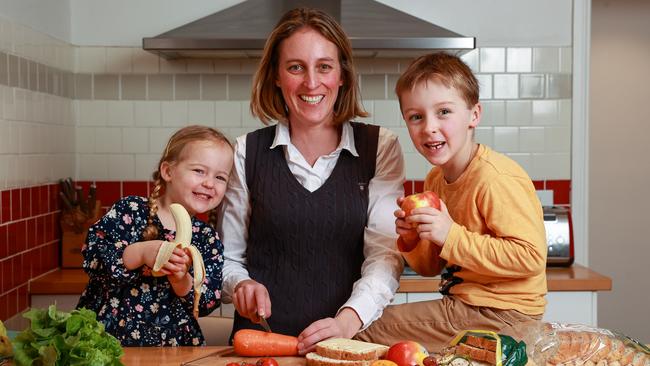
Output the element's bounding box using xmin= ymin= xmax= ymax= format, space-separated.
xmin=431 ymin=330 xmax=529 ymax=366
xmin=498 ymin=321 xmax=650 ymax=366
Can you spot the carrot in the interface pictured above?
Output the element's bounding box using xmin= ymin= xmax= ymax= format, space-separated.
xmin=233 ymin=329 xmax=299 ymax=357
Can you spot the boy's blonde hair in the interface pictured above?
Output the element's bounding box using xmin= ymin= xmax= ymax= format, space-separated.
xmin=250 ymin=7 xmax=368 ymax=126
xmin=143 ymin=125 xmax=233 ymax=240
xmin=396 ymin=52 xmax=479 ymax=109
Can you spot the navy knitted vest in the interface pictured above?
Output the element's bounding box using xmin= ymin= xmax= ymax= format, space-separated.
xmin=231 ymin=122 xmax=379 ymax=337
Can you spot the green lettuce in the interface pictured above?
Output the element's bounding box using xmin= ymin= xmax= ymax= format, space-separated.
xmin=12 ymin=305 xmax=123 ymax=366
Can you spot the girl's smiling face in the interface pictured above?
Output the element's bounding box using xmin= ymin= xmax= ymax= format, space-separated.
xmin=161 ymin=140 xmax=233 ymax=216
xmin=400 ymin=78 xmax=481 ymax=182
xmin=275 ymin=26 xmax=344 ymax=128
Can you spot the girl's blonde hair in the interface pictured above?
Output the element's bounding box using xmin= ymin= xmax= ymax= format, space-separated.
xmin=250 ymin=7 xmax=368 ymax=126
xmin=142 ymin=125 xmax=233 ymax=240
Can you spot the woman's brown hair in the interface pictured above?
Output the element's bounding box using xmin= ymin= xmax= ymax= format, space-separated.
xmin=250 ymin=7 xmax=368 ymax=126
xmin=142 ymin=125 xmax=233 ymax=240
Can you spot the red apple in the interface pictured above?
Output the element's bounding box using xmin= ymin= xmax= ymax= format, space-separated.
xmin=400 ymin=191 xmax=441 ymax=227
xmin=385 ymin=341 xmax=429 ymax=366
xmin=397 ymin=191 xmax=441 ymax=252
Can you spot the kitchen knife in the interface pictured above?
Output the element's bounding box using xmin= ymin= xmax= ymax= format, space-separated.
xmin=258 ymin=314 xmax=272 ymax=333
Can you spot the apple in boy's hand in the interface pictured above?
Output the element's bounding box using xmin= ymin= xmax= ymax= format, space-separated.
xmin=397 ymin=191 xmax=441 ymax=252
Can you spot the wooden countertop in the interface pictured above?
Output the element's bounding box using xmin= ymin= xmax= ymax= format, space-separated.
xmin=121 ymin=346 xmax=306 ymax=365
xmin=30 ymin=264 xmax=611 ymax=295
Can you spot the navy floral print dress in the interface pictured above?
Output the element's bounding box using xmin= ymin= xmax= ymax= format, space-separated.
xmin=77 ymin=196 xmax=223 ymax=346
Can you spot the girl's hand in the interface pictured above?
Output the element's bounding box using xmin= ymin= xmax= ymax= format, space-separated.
xmin=233 ymin=279 xmax=272 ymax=323
xmin=296 ymin=308 xmax=361 ymax=355
xmin=163 ymin=247 xmax=191 ymax=280
xmin=406 ymin=200 xmax=453 ymax=247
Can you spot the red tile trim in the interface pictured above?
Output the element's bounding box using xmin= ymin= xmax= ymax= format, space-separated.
xmin=11 ymin=189 xmax=20 ymax=221
xmin=1 ymin=190 xmax=9 ymax=224
xmin=532 ymin=180 xmax=545 ymax=190
xmin=403 ymin=181 xmax=413 ymax=196
xmin=413 ymin=180 xmax=424 ymax=194
xmin=546 ymin=180 xmax=571 ymax=205
xmin=123 ymin=181 xmax=149 ymax=198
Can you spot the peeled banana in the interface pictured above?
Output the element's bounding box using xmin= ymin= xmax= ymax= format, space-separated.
xmin=152 ymin=203 xmax=205 ymax=319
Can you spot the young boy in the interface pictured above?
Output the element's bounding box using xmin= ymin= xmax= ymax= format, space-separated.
xmin=355 ymin=52 xmax=547 ymax=351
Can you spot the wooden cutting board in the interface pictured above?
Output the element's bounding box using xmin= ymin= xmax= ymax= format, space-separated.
xmin=181 ymin=347 xmax=306 ymax=366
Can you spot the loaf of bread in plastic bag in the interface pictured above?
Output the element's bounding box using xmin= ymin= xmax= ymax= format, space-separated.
xmin=499 ymin=322 xmax=649 ymax=366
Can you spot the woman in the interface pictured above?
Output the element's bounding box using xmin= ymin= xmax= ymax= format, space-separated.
xmin=218 ymin=7 xmax=404 ymax=353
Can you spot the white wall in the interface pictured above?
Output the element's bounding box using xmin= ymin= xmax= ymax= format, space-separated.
xmin=377 ymin=0 xmax=572 ymax=47
xmin=0 ymin=0 xmax=72 ymax=42
xmin=590 ymin=0 xmax=650 ymax=344
xmin=70 ymin=0 xmax=243 ymax=46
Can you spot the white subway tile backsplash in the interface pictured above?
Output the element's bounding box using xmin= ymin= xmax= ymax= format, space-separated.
xmin=533 ymin=48 xmax=560 ymax=73
xmin=0 ymin=155 xmax=7 ymax=189
xmin=547 ymin=74 xmax=572 ymax=99
xmin=560 ymin=47 xmax=572 ymax=73
xmin=107 ymin=154 xmax=135 ymax=179
xmin=241 ymin=102 xmax=262 ymax=128
xmin=532 ymin=100 xmax=558 ymax=125
xmin=545 ymin=126 xmax=571 ymax=153
xmin=122 ymin=127 xmax=149 ymax=153
xmin=94 ymin=127 xmax=122 ymax=153
xmin=372 ymin=100 xmax=401 ymax=127
xmin=507 ymin=48 xmax=532 ymax=72
xmin=3 ymin=86 xmax=16 ymax=121
xmin=240 ymin=59 xmax=261 ymax=74
xmin=161 ymin=100 xmax=188 ymax=127
xmin=519 ymin=74 xmax=545 ymax=99
xmin=135 ymin=154 xmax=159 ymax=180
xmin=371 ymin=59 xmax=400 ymax=74
xmin=214 ymin=101 xmax=241 ymax=128
xmin=79 ymin=154 xmax=109 ymax=180
xmin=476 ymin=74 xmax=493 ymax=100
xmin=132 ymin=48 xmax=159 ymax=74
xmin=461 ymin=49 xmax=479 ymax=73
xmin=134 ymin=101 xmax=161 ymax=126
xmin=213 ymin=59 xmax=242 ymax=74
xmin=76 ymin=127 xmax=96 ymax=153
xmin=160 ymin=58 xmax=186 ymax=74
xmin=107 ymin=101 xmax=134 ymax=126
xmin=358 ymin=100 xmax=373 ymax=125
xmin=404 ymin=152 xmax=432 ymax=180
xmin=76 ymin=100 xmax=108 ymax=126
xmin=558 ymin=99 xmax=572 ymax=125
xmin=506 ymin=100 xmax=532 ymax=126
xmin=392 ymin=127 xmax=415 ymax=154
xmin=493 ymin=74 xmax=518 ymax=99
xmin=474 ymin=126 xmax=494 ymax=147
xmin=531 ymin=153 xmax=570 ymax=180
xmin=106 ymin=47 xmax=132 ymax=74
xmin=493 ymin=126 xmax=519 ymax=152
xmin=76 ymin=47 xmax=106 ymax=74
xmin=519 ymin=126 xmax=545 ymax=152
xmin=187 ymin=59 xmax=214 ymax=73
xmin=507 ymin=153 xmax=532 ymax=175
xmin=149 ymin=127 xmax=177 ymax=154
xmin=480 ymin=48 xmax=505 ymax=73
xmin=480 ymin=101 xmax=505 ymax=126
xmin=536 ymin=190 xmax=554 ymax=206
xmin=188 ymin=101 xmax=215 ymax=126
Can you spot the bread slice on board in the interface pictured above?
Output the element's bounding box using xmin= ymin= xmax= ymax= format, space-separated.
xmin=306 ymin=352 xmax=375 ymax=366
xmin=315 ymin=338 xmax=389 ymax=361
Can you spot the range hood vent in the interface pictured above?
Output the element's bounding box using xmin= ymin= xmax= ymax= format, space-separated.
xmin=143 ymin=0 xmax=475 ymax=59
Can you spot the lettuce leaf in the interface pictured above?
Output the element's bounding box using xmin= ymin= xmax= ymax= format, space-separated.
xmin=13 ymin=305 xmax=124 ymax=366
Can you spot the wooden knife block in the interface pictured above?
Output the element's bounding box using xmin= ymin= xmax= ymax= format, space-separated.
xmin=60 ymin=201 xmax=102 ymax=268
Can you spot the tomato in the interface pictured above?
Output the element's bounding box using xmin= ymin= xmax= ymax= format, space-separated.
xmin=257 ymin=358 xmax=279 ymax=366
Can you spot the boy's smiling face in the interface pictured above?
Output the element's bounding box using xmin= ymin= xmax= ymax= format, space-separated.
xmin=400 ymin=78 xmax=481 ymax=182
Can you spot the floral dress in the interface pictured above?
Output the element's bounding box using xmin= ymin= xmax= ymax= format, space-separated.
xmin=77 ymin=196 xmax=223 ymax=346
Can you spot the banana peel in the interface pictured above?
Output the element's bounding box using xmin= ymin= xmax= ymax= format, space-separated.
xmin=0 ymin=319 xmax=13 ymax=360
xmin=152 ymin=203 xmax=206 ymax=319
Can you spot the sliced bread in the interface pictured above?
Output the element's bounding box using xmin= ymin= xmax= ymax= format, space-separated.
xmin=315 ymin=338 xmax=389 ymax=361
xmin=306 ymin=352 xmax=375 ymax=366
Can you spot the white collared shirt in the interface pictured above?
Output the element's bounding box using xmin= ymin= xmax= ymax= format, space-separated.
xmin=218 ymin=122 xmax=405 ymax=329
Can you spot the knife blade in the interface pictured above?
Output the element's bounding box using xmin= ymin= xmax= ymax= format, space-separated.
xmin=258 ymin=314 xmax=272 ymax=333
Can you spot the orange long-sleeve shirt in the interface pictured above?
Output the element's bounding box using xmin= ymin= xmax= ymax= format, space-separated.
xmin=404 ymin=144 xmax=547 ymax=315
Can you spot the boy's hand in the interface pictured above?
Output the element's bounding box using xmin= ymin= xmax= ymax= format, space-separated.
xmin=405 ymin=200 xmax=453 ymax=247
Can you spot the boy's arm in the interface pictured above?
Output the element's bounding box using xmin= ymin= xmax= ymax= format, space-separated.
xmin=440 ymin=176 xmax=547 ymax=278
xmin=401 ymin=239 xmax=446 ymax=276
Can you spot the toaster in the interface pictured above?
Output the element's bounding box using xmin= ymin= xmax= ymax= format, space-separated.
xmin=543 ymin=206 xmax=574 ymax=266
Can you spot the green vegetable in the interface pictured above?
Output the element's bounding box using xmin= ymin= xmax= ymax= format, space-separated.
xmin=12 ymin=305 xmax=123 ymax=366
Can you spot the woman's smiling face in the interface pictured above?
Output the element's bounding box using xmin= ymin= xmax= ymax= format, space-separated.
xmin=275 ymin=27 xmax=344 ymax=127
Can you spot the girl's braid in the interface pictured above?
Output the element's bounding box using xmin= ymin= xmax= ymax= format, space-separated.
xmin=143 ymin=172 xmax=163 ymax=240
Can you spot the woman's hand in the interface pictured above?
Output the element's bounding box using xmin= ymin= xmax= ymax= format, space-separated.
xmin=296 ymin=308 xmax=362 ymax=355
xmin=233 ymin=279 xmax=272 ymax=323
xmin=406 ymin=200 xmax=453 ymax=246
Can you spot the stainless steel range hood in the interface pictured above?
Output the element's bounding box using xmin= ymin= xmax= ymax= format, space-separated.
xmin=142 ymin=0 xmax=475 ymax=59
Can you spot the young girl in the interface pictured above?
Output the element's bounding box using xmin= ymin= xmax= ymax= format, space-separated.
xmin=77 ymin=125 xmax=234 ymax=347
